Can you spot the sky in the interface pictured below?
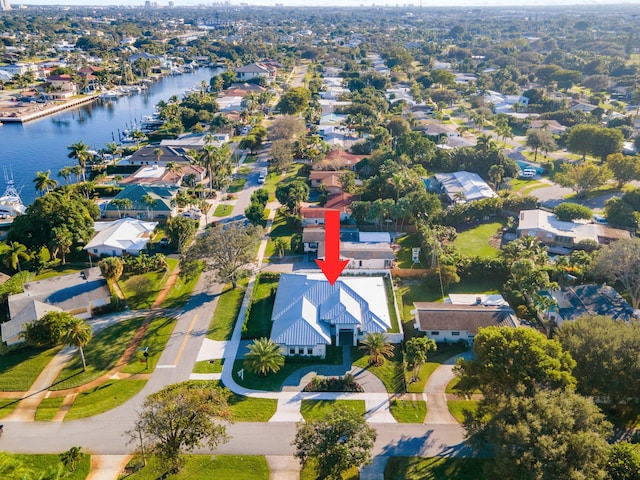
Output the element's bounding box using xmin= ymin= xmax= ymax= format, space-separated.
xmin=11 ymin=0 xmax=640 ymax=6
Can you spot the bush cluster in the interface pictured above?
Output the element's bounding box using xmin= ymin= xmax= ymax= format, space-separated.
xmin=303 ymin=373 xmax=364 ymax=392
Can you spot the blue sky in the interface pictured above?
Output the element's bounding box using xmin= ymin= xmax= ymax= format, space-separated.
xmin=14 ymin=0 xmax=640 ymax=6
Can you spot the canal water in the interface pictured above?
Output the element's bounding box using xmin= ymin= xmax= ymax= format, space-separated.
xmin=0 ymin=67 xmax=222 ymax=205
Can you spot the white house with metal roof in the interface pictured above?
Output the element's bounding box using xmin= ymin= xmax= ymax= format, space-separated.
xmin=270 ymin=273 xmax=392 ymax=358
xmin=432 ymin=171 xmax=497 ymax=204
xmin=85 ymin=218 xmax=158 ymax=257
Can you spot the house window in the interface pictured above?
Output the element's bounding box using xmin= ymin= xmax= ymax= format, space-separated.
xmin=289 ymin=348 xmax=295 ymax=355
xmin=359 ymin=260 xmax=363 ymax=267
xmin=93 ymin=249 xmax=98 ymax=253
xmin=307 ymin=348 xmax=313 ymax=355
xmin=384 ymin=260 xmax=392 ymax=268
xmin=298 ymin=347 xmax=304 ymax=355
xmin=431 ymin=331 xmax=440 ymax=335
xmin=452 ymin=331 xmax=460 ymax=336
xmin=309 ymin=242 xmax=318 ymax=249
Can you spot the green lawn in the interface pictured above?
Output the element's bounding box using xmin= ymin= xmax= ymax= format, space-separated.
xmin=125 ymin=455 xmax=269 ymax=480
xmin=244 ymin=154 xmax=258 ymax=163
xmin=448 ymin=400 xmax=479 ymax=424
xmin=207 ymin=278 xmax=249 ymax=341
xmin=384 ymin=457 xmax=489 ymax=480
xmin=0 ymin=346 xmax=60 ymax=391
xmin=0 ymin=400 xmax=18 ymax=419
xmin=228 ymin=177 xmax=247 ymax=193
xmin=446 ymin=376 xmax=461 ymax=393
xmin=50 ymin=317 xmax=144 ymax=390
xmin=301 ymin=400 xmax=366 ymax=422
xmin=301 ymin=459 xmax=359 ymax=480
xmin=242 ymin=273 xmax=279 ymax=339
xmin=193 ymin=359 xmax=224 ymax=373
xmin=35 ymin=397 xmax=65 ymax=422
xmin=122 ymin=316 xmax=177 ymax=374
xmin=564 ymin=185 xmax=620 ymax=201
xmin=213 ymin=204 xmax=234 ymax=216
xmin=395 ymin=233 xmax=426 ymax=269
xmin=511 ymin=178 xmax=547 ymax=194
xmin=453 ymin=222 xmax=503 ymax=258
xmin=227 ymin=392 xmax=277 ymax=422
xmin=9 ymin=453 xmax=91 ymax=480
xmin=160 ymin=262 xmax=203 ymax=309
xmin=406 ymin=343 xmax=468 ymax=394
xmin=119 ymin=258 xmax=178 ymax=309
xmin=238 ymin=166 xmax=253 ymax=175
xmin=352 ymin=345 xmax=405 ymax=394
xmin=389 ymin=399 xmax=427 ymax=423
xmin=232 ymin=346 xmax=343 ymax=391
xmin=264 ymin=210 xmax=296 ymax=260
xmin=64 ymin=379 xmax=147 ymax=421
xmin=384 ymin=276 xmax=401 ymax=333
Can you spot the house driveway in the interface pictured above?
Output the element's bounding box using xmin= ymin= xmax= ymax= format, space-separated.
xmin=424 ymin=351 xmax=473 ymax=425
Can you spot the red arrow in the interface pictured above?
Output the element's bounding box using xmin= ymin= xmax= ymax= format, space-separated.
xmin=315 ymin=210 xmax=349 ymax=285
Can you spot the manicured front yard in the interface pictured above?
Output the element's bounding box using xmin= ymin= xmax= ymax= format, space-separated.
xmin=122 ymin=316 xmax=177 ymax=374
xmin=119 ymin=258 xmax=178 ymax=309
xmin=301 ymin=460 xmax=359 ymax=480
xmin=125 ymin=455 xmax=269 ymax=480
xmin=385 ymin=457 xmax=489 ymax=480
xmin=35 ymin=397 xmax=64 ymax=421
xmin=448 ymin=399 xmax=479 ymax=424
xmin=207 ymin=278 xmax=249 ymax=341
xmin=214 ymin=204 xmax=234 ymax=216
xmin=242 ymin=273 xmax=280 ymax=339
xmin=50 ymin=317 xmax=144 ymax=390
xmin=0 ymin=401 xmax=18 ymax=419
xmin=160 ymin=262 xmax=203 ymax=309
xmin=227 ymin=392 xmax=277 ymax=422
xmin=452 ymin=222 xmax=503 ymax=258
xmin=264 ymin=210 xmax=296 ymax=260
xmin=64 ymin=379 xmax=147 ymax=421
xmin=406 ymin=343 xmax=468 ymax=394
xmin=233 ymin=346 xmax=343 ymax=392
xmin=301 ymin=400 xmax=366 ymax=422
xmin=352 ymin=345 xmax=405 ymax=394
xmin=389 ymin=399 xmax=427 ymax=423
xmin=228 ymin=177 xmax=247 ymax=193
xmin=10 ymin=453 xmax=91 ymax=480
xmin=0 ymin=346 xmax=60 ymax=392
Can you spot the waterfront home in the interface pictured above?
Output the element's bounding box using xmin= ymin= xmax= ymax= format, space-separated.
xmin=41 ymin=74 xmax=77 ymax=100
xmin=413 ymin=301 xmax=520 ymax=344
xmin=85 ymin=218 xmax=158 ymax=257
xmin=270 ymin=273 xmax=392 ymax=357
xmin=124 ymin=145 xmax=192 ymax=166
xmin=118 ymin=164 xmax=206 ymax=188
xmin=160 ymin=132 xmax=230 ymax=149
xmin=234 ymin=62 xmax=277 ymax=81
xmin=1 ymin=268 xmax=111 ymax=346
xmin=104 ymin=184 xmax=178 ymax=222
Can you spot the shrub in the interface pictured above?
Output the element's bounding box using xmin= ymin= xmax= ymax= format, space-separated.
xmin=303 ymin=374 xmax=364 ymax=392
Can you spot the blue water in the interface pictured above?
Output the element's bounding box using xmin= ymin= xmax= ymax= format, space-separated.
xmin=0 ymin=68 xmax=222 ymax=205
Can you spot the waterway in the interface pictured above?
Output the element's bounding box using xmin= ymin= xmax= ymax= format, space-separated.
xmin=0 ymin=67 xmax=222 ymax=205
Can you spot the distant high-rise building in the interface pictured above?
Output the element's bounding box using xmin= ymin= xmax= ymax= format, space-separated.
xmin=0 ymin=0 xmax=11 ymax=11
xmin=144 ymin=0 xmax=151 ymax=7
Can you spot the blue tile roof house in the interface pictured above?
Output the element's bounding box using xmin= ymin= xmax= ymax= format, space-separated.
xmin=270 ymin=273 xmax=394 ymax=358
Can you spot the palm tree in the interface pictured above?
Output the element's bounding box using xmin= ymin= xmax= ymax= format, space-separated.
xmin=154 ymin=147 xmax=163 ymax=164
xmin=58 ymin=166 xmax=73 ymax=185
xmin=62 ymin=317 xmax=92 ymax=372
xmin=360 ymin=332 xmax=394 ymax=366
xmin=199 ymin=144 xmax=232 ymax=193
xmin=142 ymin=194 xmax=157 ymax=219
xmin=67 ymin=141 xmax=90 ymax=181
xmin=165 ymin=161 xmax=179 ymax=175
xmin=0 ymin=241 xmax=28 ymax=272
xmin=475 ymin=134 xmax=497 ymax=155
xmin=243 ymin=337 xmax=285 ymax=376
xmin=33 ymin=170 xmax=58 ymax=195
xmin=405 ymin=337 xmax=437 ymax=382
xmin=104 ymin=142 xmax=122 ymax=161
xmin=71 ymin=165 xmax=84 ymax=183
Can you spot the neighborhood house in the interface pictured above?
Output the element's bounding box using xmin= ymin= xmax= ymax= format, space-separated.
xmin=270 ymin=273 xmax=394 ymax=358
xmin=85 ymin=218 xmax=158 ymax=257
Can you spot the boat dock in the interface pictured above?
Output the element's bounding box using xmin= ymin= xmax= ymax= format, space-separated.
xmin=0 ymin=94 xmax=100 ymax=124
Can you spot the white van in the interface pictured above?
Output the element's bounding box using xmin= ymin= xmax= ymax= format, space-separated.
xmin=519 ymin=168 xmax=536 ymax=178
xmin=258 ymin=168 xmax=268 ymax=184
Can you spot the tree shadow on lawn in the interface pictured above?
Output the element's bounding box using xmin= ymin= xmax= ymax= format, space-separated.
xmin=379 ymin=432 xmax=471 ymax=458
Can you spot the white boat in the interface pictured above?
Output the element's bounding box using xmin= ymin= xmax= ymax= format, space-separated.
xmin=0 ymin=178 xmax=26 ymax=221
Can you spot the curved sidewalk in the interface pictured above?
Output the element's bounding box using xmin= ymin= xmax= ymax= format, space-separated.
xmin=424 ymin=351 xmax=472 ymax=425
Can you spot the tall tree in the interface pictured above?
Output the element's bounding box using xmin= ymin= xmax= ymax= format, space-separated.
xmin=454 ymin=326 xmax=576 ymax=397
xmin=293 ymin=406 xmax=377 ymax=480
xmin=465 ymin=388 xmax=612 ymax=480
xmin=129 ymin=381 xmax=231 ymax=474
xmin=67 ymin=141 xmax=91 ymax=181
xmin=184 ymin=223 xmax=263 ymax=288
xmin=33 ymin=170 xmax=58 ymax=195
xmin=593 ymin=237 xmax=640 ymax=309
xmin=606 ymin=153 xmax=640 ymax=188
xmin=61 ymin=317 xmax=92 ymax=372
xmin=99 ymin=256 xmax=124 ymax=282
xmin=243 ymin=337 xmax=285 ymax=376
xmin=275 ymin=181 xmax=309 ymax=215
xmin=526 ymin=129 xmax=556 ymax=162
xmin=405 ymin=336 xmax=437 ymax=382
xmin=0 ymin=241 xmax=29 ymax=272
xmin=554 ymin=163 xmax=612 ymax=197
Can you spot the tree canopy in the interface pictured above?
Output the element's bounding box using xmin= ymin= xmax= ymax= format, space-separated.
xmin=592 ymin=237 xmax=640 ymax=309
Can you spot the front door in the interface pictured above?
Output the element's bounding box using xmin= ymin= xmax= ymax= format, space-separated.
xmin=338 ymin=329 xmax=353 ymax=347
